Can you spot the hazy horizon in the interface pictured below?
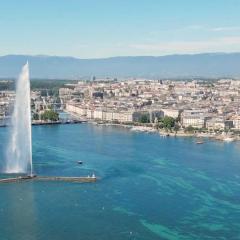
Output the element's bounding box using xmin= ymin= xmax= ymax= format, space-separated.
xmin=1 ymin=52 xmax=240 ymax=79
xmin=1 ymin=51 xmax=240 ymax=60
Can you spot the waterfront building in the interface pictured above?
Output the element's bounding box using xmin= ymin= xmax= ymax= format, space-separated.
xmin=93 ymin=108 xmax=106 ymax=120
xmin=2 ymin=77 xmax=239 ymax=131
xmin=87 ymin=109 xmax=94 ymax=119
xmin=232 ymin=116 xmax=240 ymax=129
xmin=66 ymin=103 xmax=87 ymax=116
xmin=182 ymin=115 xmax=206 ymax=128
xmin=105 ymin=111 xmax=114 ymax=121
xmin=161 ymin=108 xmax=180 ymax=118
xmin=205 ymin=117 xmax=226 ymax=130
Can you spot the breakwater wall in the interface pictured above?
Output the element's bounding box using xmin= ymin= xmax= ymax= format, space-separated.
xmin=0 ymin=175 xmax=97 ymax=184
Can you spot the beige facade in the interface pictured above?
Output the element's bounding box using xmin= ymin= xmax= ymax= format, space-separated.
xmin=93 ymin=109 xmax=106 ymax=120
xmin=87 ymin=109 xmax=94 ymax=119
xmin=232 ymin=116 xmax=240 ymax=129
xmin=182 ymin=115 xmax=205 ymax=128
xmin=106 ymin=111 xmax=114 ymax=121
xmin=59 ymin=88 xmax=74 ymax=103
xmin=66 ymin=103 xmax=87 ymax=116
xmin=92 ymin=109 xmax=134 ymax=122
xmin=113 ymin=111 xmax=133 ymax=122
xmin=206 ymin=118 xmax=225 ymax=130
xmin=162 ymin=108 xmax=180 ymax=118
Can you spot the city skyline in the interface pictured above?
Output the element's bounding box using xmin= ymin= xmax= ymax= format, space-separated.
xmin=1 ymin=0 xmax=240 ymax=58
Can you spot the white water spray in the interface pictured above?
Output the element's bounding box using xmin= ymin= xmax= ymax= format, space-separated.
xmin=5 ymin=62 xmax=33 ymax=175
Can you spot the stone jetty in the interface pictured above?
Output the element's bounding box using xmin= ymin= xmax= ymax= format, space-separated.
xmin=0 ymin=175 xmax=97 ymax=184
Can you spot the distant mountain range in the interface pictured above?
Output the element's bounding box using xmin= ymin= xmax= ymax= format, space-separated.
xmin=0 ymin=53 xmax=240 ymax=79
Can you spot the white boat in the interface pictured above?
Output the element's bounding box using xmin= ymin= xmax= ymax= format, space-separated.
xmin=223 ymin=137 xmax=235 ymax=142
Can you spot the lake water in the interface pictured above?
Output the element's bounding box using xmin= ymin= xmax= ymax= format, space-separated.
xmin=0 ymin=124 xmax=240 ymax=240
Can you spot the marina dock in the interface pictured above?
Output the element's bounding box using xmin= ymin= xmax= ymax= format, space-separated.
xmin=0 ymin=175 xmax=97 ymax=184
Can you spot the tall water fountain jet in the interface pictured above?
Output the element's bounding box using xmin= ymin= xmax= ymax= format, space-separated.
xmin=5 ymin=62 xmax=33 ymax=175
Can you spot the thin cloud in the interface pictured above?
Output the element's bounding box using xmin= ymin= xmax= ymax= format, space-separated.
xmin=173 ymin=25 xmax=240 ymax=32
xmin=129 ymin=37 xmax=240 ymax=54
xmin=210 ymin=26 xmax=240 ymax=32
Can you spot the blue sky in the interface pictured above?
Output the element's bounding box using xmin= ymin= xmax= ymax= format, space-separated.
xmin=1 ymin=0 xmax=240 ymax=58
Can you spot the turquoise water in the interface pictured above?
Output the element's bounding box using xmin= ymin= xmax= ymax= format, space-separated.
xmin=0 ymin=124 xmax=240 ymax=240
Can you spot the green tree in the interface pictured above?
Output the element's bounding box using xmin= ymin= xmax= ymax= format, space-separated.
xmin=139 ymin=114 xmax=150 ymax=123
xmin=32 ymin=113 xmax=39 ymax=120
xmin=161 ymin=116 xmax=175 ymax=130
xmin=40 ymin=110 xmax=59 ymax=121
xmin=173 ymin=123 xmax=180 ymax=133
xmin=184 ymin=125 xmax=194 ymax=133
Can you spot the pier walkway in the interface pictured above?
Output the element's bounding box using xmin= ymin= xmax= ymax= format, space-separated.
xmin=0 ymin=175 xmax=97 ymax=184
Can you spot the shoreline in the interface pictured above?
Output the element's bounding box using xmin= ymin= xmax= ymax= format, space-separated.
xmin=92 ymin=121 xmax=240 ymax=142
xmin=1 ymin=114 xmax=238 ymax=142
xmin=0 ymin=119 xmax=86 ymax=128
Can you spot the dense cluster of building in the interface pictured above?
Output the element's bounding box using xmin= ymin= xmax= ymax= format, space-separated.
xmin=0 ymin=91 xmax=14 ymax=125
xmin=0 ymin=89 xmax=61 ymax=125
xmin=59 ymin=78 xmax=240 ymax=132
xmin=1 ymin=78 xmax=240 ymax=132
